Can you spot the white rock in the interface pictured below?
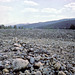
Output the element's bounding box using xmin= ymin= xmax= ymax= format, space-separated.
xmin=35 ymin=71 xmax=42 ymax=75
xmin=35 ymin=62 xmax=43 ymax=67
xmin=14 ymin=43 xmax=21 ymax=47
xmin=3 ymin=69 xmax=9 ymax=73
xmin=12 ymin=58 xmax=29 ymax=70
xmin=12 ymin=47 xmax=23 ymax=51
xmin=58 ymin=71 xmax=66 ymax=75
xmin=24 ymin=70 xmax=31 ymax=75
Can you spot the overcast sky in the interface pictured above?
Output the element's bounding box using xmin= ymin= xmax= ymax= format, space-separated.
xmin=0 ymin=0 xmax=75 ymax=25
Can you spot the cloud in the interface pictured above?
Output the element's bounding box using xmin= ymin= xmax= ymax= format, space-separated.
xmin=64 ymin=2 xmax=75 ymax=11
xmin=38 ymin=2 xmax=75 ymax=22
xmin=0 ymin=0 xmax=19 ymax=2
xmin=0 ymin=0 xmax=12 ymax=2
xmin=41 ymin=2 xmax=75 ymax=14
xmin=64 ymin=2 xmax=75 ymax=8
xmin=41 ymin=8 xmax=61 ymax=14
xmin=30 ymin=14 xmax=68 ymax=23
xmin=0 ymin=1 xmax=75 ymax=25
xmin=0 ymin=5 xmax=13 ymax=24
xmin=64 ymin=0 xmax=73 ymax=1
xmin=24 ymin=0 xmax=38 ymax=6
xmin=35 ymin=14 xmax=67 ymax=19
xmin=22 ymin=8 xmax=39 ymax=12
xmin=21 ymin=2 xmax=75 ymax=24
xmin=0 ymin=5 xmax=13 ymax=11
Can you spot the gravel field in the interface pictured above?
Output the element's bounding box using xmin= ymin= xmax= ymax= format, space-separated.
xmin=0 ymin=29 xmax=75 ymax=75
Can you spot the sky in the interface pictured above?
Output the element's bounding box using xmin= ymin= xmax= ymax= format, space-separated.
xmin=0 ymin=0 xmax=75 ymax=25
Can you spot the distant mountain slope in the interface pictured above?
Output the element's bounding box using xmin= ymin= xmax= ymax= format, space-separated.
xmin=14 ymin=18 xmax=75 ymax=29
xmin=37 ymin=19 xmax=75 ymax=29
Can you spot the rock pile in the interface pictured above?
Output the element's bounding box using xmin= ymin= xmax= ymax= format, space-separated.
xmin=0 ymin=29 xmax=75 ymax=75
xmin=0 ymin=41 xmax=74 ymax=75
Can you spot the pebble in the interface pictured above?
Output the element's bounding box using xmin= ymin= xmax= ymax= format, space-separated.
xmin=58 ymin=71 xmax=66 ymax=75
xmin=72 ymin=67 xmax=75 ymax=73
xmin=54 ymin=62 xmax=61 ymax=70
xmin=43 ymin=68 xmax=48 ymax=74
xmin=12 ymin=47 xmax=23 ymax=51
xmin=30 ymin=57 xmax=35 ymax=64
xmin=71 ymin=61 xmax=75 ymax=67
xmin=0 ymin=61 xmax=4 ymax=70
xmin=35 ymin=62 xmax=43 ymax=68
xmin=0 ymin=61 xmax=2 ymax=66
xmin=24 ymin=70 xmax=31 ymax=75
xmin=14 ymin=43 xmax=21 ymax=47
xmin=3 ymin=69 xmax=9 ymax=73
xmin=19 ymin=71 xmax=25 ymax=75
xmin=52 ymin=54 xmax=57 ymax=58
xmin=35 ymin=56 xmax=42 ymax=61
xmin=67 ymin=64 xmax=72 ymax=70
xmin=35 ymin=71 xmax=42 ymax=75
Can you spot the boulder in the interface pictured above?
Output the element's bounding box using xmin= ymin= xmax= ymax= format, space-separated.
xmin=12 ymin=58 xmax=29 ymax=70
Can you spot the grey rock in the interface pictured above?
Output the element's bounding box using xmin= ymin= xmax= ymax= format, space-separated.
xmin=30 ymin=48 xmax=34 ymax=51
xmin=30 ymin=57 xmax=35 ymax=64
xmin=67 ymin=64 xmax=72 ymax=70
xmin=0 ymin=61 xmax=3 ymax=66
xmin=19 ymin=71 xmax=25 ymax=75
xmin=54 ymin=62 xmax=61 ymax=70
xmin=72 ymin=67 xmax=75 ymax=73
xmin=43 ymin=68 xmax=48 ymax=74
xmin=31 ymin=67 xmax=34 ymax=71
xmin=0 ymin=61 xmax=4 ymax=70
xmin=4 ymin=60 xmax=10 ymax=64
xmin=35 ymin=56 xmax=42 ymax=61
xmin=0 ymin=54 xmax=8 ymax=60
xmin=52 ymin=54 xmax=57 ymax=58
xmin=24 ymin=70 xmax=31 ymax=75
xmin=71 ymin=61 xmax=75 ymax=67
xmin=12 ymin=47 xmax=23 ymax=51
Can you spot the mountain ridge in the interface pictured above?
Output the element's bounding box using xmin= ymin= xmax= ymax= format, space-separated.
xmin=14 ymin=18 xmax=75 ymax=29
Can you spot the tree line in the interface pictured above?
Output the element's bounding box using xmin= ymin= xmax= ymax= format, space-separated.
xmin=0 ymin=25 xmax=24 ymax=29
xmin=0 ymin=24 xmax=75 ymax=29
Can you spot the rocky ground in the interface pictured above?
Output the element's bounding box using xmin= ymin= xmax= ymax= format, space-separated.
xmin=0 ymin=29 xmax=75 ymax=75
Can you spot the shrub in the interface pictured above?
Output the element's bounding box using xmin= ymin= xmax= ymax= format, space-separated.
xmin=70 ymin=24 xmax=75 ymax=29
